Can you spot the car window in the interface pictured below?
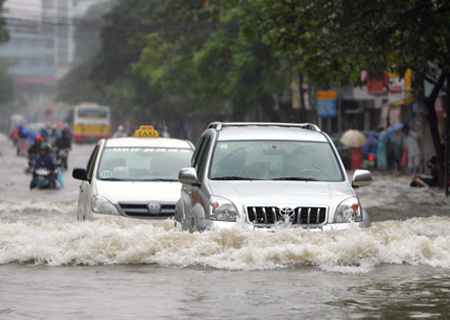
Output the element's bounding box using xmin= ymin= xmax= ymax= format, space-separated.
xmin=195 ymin=137 xmax=211 ymax=183
xmin=190 ymin=136 xmax=207 ymax=168
xmin=86 ymin=145 xmax=100 ymax=180
xmin=210 ymin=140 xmax=344 ymax=181
xmin=96 ymin=147 xmax=193 ymax=181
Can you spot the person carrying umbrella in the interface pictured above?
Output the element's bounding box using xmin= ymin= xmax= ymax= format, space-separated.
xmin=339 ymin=129 xmax=366 ymax=170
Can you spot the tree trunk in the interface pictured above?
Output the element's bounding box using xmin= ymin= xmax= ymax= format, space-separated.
xmin=424 ymin=73 xmax=446 ymax=187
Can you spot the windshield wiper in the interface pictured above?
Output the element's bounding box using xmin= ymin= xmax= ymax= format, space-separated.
xmin=271 ymin=177 xmax=318 ymax=181
xmin=145 ymin=178 xmax=178 ymax=182
xmin=212 ymin=176 xmax=257 ymax=180
xmin=101 ymin=178 xmax=124 ymax=181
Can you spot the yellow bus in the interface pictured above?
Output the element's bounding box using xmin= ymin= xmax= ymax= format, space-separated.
xmin=72 ymin=103 xmax=111 ymax=143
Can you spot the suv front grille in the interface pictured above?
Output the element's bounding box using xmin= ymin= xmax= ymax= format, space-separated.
xmin=246 ymin=206 xmax=326 ymax=225
xmin=118 ymin=203 xmax=175 ymax=218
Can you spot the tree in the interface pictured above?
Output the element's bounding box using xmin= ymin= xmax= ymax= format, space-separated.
xmin=56 ymin=2 xmax=111 ymax=105
xmin=133 ymin=2 xmax=287 ymax=121
xmin=238 ymin=0 xmax=450 ymax=186
xmin=73 ymin=1 xmax=111 ymax=63
xmin=56 ymin=1 xmax=163 ymax=127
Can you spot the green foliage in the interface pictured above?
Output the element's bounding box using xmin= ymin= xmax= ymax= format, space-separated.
xmin=73 ymin=1 xmax=111 ymax=62
xmin=90 ymin=0 xmax=164 ymax=85
xmin=235 ymin=0 xmax=450 ymax=186
xmin=57 ymin=0 xmax=165 ymax=126
xmin=238 ymin=0 xmax=450 ymax=84
xmin=133 ymin=1 xmax=287 ymax=120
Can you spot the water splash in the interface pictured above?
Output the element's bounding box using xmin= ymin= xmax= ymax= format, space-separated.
xmin=1 ymin=216 xmax=450 ymax=273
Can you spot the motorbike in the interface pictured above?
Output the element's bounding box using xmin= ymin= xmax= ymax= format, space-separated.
xmin=31 ymin=168 xmax=54 ymax=190
xmin=56 ymin=148 xmax=69 ymax=170
xmin=361 ymin=153 xmax=377 ymax=171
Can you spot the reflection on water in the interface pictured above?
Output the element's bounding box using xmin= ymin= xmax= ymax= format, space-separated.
xmin=328 ymin=271 xmax=450 ymax=319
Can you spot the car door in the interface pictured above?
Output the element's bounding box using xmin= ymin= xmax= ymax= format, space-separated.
xmin=77 ymin=143 xmax=101 ymax=221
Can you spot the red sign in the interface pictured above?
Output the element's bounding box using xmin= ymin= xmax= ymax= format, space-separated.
xmin=362 ymin=70 xmax=387 ymax=95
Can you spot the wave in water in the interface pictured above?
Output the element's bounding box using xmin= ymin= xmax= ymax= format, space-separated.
xmin=0 ymin=200 xmax=77 ymax=223
xmin=1 ymin=216 xmax=450 ymax=273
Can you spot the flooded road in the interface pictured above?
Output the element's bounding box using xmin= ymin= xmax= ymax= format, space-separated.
xmin=1 ymin=133 xmax=450 ymax=319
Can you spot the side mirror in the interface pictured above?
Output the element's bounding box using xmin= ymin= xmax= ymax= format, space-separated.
xmin=73 ymin=167 xmax=88 ymax=181
xmin=352 ymin=169 xmax=372 ymax=188
xmin=179 ymin=167 xmax=198 ymax=185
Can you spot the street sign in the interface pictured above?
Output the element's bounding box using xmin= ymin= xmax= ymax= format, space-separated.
xmin=316 ymin=91 xmax=337 ymax=118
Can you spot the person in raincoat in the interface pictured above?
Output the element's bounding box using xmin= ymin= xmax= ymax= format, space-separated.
xmin=402 ymin=124 xmax=421 ymax=174
xmin=47 ymin=124 xmax=62 ymax=145
xmin=377 ymin=128 xmax=400 ymax=171
xmin=363 ymin=125 xmax=383 ymax=157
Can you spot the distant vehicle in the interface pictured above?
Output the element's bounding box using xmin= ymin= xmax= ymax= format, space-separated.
xmin=176 ymin=122 xmax=372 ymax=233
xmin=72 ymin=103 xmax=111 ymax=143
xmin=72 ymin=125 xmax=195 ymax=221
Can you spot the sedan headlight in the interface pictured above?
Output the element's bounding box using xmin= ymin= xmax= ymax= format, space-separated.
xmin=209 ymin=196 xmax=239 ymax=222
xmin=91 ymin=195 xmax=120 ymax=216
xmin=334 ymin=197 xmax=362 ymax=223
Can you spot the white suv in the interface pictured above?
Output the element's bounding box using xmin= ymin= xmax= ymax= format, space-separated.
xmin=175 ymin=122 xmax=372 ymax=232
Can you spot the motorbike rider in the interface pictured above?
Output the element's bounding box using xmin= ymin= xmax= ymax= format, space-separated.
xmin=112 ymin=125 xmax=128 ymax=138
xmin=26 ymin=134 xmax=43 ymax=171
xmin=47 ymin=124 xmax=62 ymax=145
xmin=16 ymin=124 xmax=30 ymax=156
xmin=30 ymin=143 xmax=58 ymax=189
xmin=53 ymin=128 xmax=72 ymax=170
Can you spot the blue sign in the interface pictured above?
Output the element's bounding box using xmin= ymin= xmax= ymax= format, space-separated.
xmin=317 ymin=99 xmax=337 ymax=118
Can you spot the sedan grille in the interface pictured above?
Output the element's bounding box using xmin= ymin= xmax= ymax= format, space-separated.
xmin=246 ymin=206 xmax=326 ymax=225
xmin=118 ymin=203 xmax=175 ymax=218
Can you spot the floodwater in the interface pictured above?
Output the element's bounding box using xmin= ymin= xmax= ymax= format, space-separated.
xmin=1 ymin=133 xmax=450 ymax=320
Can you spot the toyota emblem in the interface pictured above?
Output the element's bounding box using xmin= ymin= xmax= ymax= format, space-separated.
xmin=280 ymin=207 xmax=294 ymax=216
xmin=280 ymin=207 xmax=295 ymax=223
xmin=148 ymin=202 xmax=161 ymax=210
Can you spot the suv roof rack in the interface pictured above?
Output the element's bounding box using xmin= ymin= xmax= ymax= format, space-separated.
xmin=207 ymin=122 xmax=321 ymax=132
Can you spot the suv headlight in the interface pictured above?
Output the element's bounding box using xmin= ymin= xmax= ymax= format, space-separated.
xmin=91 ymin=195 xmax=120 ymax=216
xmin=334 ymin=197 xmax=362 ymax=223
xmin=209 ymin=196 xmax=239 ymax=222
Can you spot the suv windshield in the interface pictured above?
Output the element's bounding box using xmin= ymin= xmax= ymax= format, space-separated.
xmin=97 ymin=147 xmax=193 ymax=181
xmin=210 ymin=140 xmax=343 ymax=181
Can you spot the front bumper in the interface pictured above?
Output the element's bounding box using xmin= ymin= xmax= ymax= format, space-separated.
xmin=196 ymin=217 xmax=371 ymax=232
